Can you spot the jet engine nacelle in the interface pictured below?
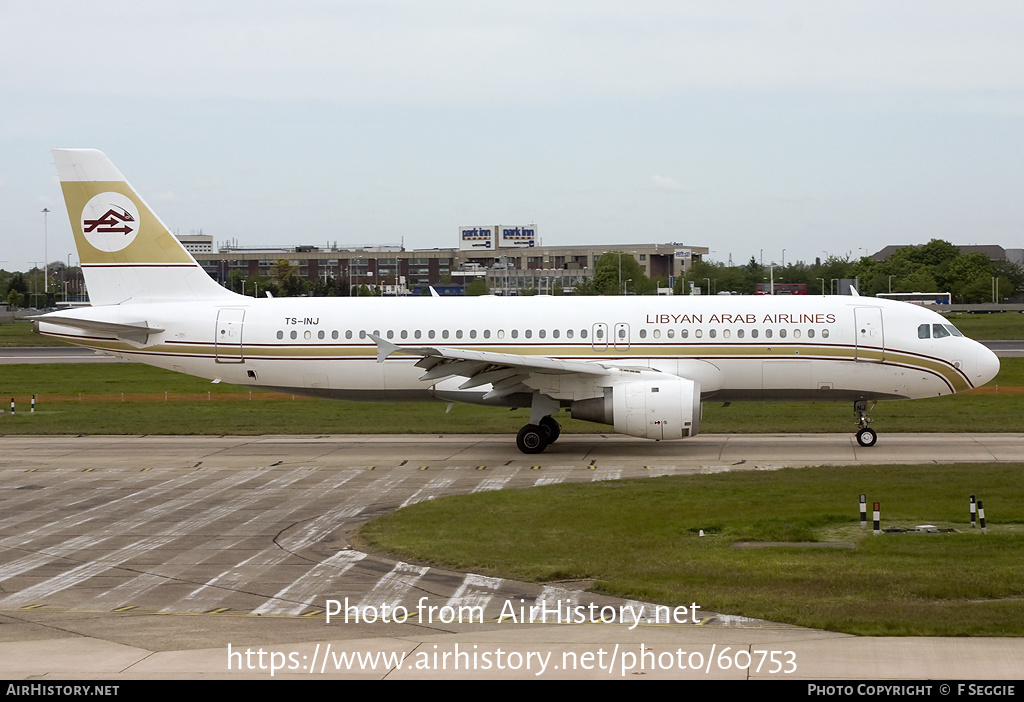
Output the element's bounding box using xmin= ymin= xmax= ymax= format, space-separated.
xmin=571 ymin=377 xmax=701 ymax=440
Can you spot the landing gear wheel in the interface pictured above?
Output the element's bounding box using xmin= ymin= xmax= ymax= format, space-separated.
xmin=516 ymin=424 xmax=548 ymax=454
xmin=539 ymin=416 xmax=561 ymax=444
xmin=853 ymin=399 xmax=877 ymax=447
xmin=856 ymin=427 xmax=877 ymax=447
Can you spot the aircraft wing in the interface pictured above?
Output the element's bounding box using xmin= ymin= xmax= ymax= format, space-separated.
xmin=34 ymin=315 xmax=164 ymax=345
xmin=370 ymin=333 xmax=620 ymax=400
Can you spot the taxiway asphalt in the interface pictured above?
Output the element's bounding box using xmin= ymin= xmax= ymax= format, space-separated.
xmin=1 ymin=433 xmax=1023 ymax=680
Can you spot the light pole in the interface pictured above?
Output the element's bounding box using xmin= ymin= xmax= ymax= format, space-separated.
xmin=41 ymin=208 xmax=49 ymax=301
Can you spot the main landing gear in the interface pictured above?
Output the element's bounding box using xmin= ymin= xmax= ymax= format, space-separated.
xmin=854 ymin=400 xmax=877 ymax=447
xmin=516 ymin=416 xmax=561 ymax=454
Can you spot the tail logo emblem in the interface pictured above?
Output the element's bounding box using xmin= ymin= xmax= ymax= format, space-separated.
xmin=81 ymin=192 xmax=140 ymax=252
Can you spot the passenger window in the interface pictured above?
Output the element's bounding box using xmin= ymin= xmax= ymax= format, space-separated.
xmin=822 ymin=329 xmax=830 ymax=339
xmin=765 ymin=329 xmax=773 ymax=339
xmin=442 ymin=330 xmax=450 ymax=339
xmin=723 ymin=329 xmax=731 ymax=339
xmin=276 ymin=330 xmax=283 ymax=339
xmin=567 ymin=329 xmax=574 ymax=339
xmin=428 ymin=330 xmax=436 ymax=339
xmin=291 ymin=331 xmax=298 ymax=340
xmin=751 ymin=329 xmax=758 ymax=339
xmin=779 ymin=329 xmax=787 ymax=339
xmin=512 ymin=330 xmax=519 ymax=339
xmin=737 ymin=329 xmax=744 ymax=339
xmin=552 ymin=329 xmax=559 ymax=339
xmin=332 ymin=330 xmax=339 ymax=340
xmin=681 ymin=329 xmax=688 ymax=339
xmin=470 ymin=330 xmax=477 ymax=339
xmin=581 ymin=329 xmax=588 ymax=339
xmin=483 ymin=330 xmax=490 ymax=339
xmin=497 ymin=330 xmax=505 ymax=339
xmin=807 ymin=329 xmax=814 ymax=339
xmin=793 ymin=329 xmax=801 ymax=339
xmin=709 ymin=329 xmax=716 ymax=339
xmin=695 ymin=329 xmax=703 ymax=339
xmin=401 ymin=330 xmax=408 ymax=339
xmin=525 ymin=330 xmax=532 ymax=339
xmin=918 ymin=324 xmax=930 ymax=339
xmin=640 ymin=329 xmax=647 ymax=339
xmin=667 ymin=329 xmax=674 ymax=339
xmin=318 ymin=330 xmax=325 ymax=340
xmin=456 ymin=330 xmax=463 ymax=339
xmin=414 ymin=330 xmax=421 ymax=339
xmin=539 ymin=329 xmax=546 ymax=339
xmin=346 ymin=330 xmax=353 ymax=339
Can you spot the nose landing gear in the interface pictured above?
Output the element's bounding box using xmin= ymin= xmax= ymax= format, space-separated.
xmin=854 ymin=400 xmax=877 ymax=447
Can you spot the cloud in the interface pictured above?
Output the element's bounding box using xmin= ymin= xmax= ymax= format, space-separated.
xmin=6 ymin=1 xmax=1024 ymax=108
xmin=650 ymin=175 xmax=690 ymax=193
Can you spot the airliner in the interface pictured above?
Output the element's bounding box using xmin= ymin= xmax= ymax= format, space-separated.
xmin=36 ymin=149 xmax=1000 ymax=453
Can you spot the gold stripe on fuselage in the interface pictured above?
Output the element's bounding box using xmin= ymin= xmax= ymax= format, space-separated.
xmin=39 ymin=332 xmax=971 ymax=394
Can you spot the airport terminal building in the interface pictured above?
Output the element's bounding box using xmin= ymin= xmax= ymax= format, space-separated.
xmin=186 ymin=226 xmax=708 ymax=295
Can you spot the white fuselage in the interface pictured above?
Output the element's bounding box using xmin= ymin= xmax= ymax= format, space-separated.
xmin=38 ymin=293 xmax=999 ymax=406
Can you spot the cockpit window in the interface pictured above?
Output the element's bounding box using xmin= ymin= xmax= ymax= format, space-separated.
xmin=932 ymin=324 xmax=950 ymax=339
xmin=918 ymin=324 xmax=930 ymax=339
xmin=945 ymin=324 xmax=963 ymax=337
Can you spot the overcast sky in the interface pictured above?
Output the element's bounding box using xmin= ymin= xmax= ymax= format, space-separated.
xmin=3 ymin=1 xmax=1023 ymax=272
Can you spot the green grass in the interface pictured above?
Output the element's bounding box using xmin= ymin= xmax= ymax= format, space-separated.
xmin=0 ymin=321 xmax=70 ymax=347
xmin=1 ymin=360 xmax=1022 ymax=435
xmin=942 ymin=311 xmax=1024 ymax=340
xmin=360 ymin=463 xmax=1024 ymax=636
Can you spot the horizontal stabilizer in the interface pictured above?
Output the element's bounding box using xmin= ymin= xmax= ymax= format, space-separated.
xmin=34 ymin=315 xmax=164 ymax=345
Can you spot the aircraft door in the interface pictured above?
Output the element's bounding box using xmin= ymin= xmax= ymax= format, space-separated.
xmin=215 ymin=308 xmax=245 ymax=363
xmin=854 ymin=307 xmax=884 ymax=362
xmin=592 ymin=323 xmax=608 ymax=352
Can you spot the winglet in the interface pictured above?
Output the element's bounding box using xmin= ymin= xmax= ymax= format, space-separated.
xmin=368 ymin=333 xmax=400 ymax=363
xmin=429 ymin=286 xmax=440 ymax=298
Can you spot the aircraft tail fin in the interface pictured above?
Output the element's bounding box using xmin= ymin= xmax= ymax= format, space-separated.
xmin=53 ymin=149 xmax=237 ymax=306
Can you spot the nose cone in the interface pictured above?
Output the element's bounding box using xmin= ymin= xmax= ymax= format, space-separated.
xmin=974 ymin=343 xmax=1000 ymax=388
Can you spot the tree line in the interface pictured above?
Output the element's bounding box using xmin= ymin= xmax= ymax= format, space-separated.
xmin=678 ymin=240 xmax=1023 ymax=302
xmin=4 ymin=240 xmax=1021 ymax=305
